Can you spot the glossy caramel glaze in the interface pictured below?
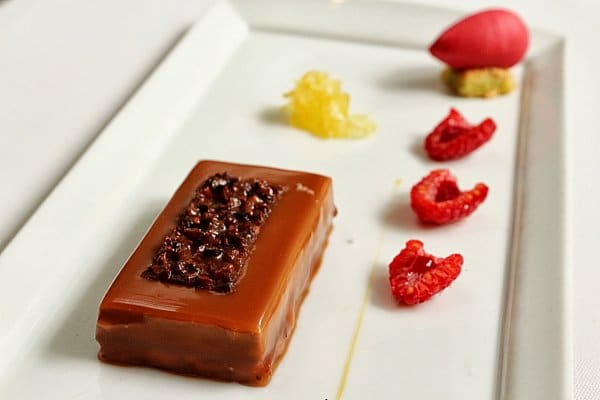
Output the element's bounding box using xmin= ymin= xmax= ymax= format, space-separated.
xmin=96 ymin=160 xmax=335 ymax=385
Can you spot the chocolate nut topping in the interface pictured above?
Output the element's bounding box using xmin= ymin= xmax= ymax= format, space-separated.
xmin=142 ymin=173 xmax=284 ymax=292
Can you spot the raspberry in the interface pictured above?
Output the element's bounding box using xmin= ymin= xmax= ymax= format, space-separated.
xmin=388 ymin=240 xmax=463 ymax=305
xmin=410 ymin=169 xmax=488 ymax=224
xmin=425 ymin=108 xmax=496 ymax=160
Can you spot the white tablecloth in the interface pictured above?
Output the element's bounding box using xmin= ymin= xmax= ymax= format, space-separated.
xmin=1 ymin=0 xmax=598 ymax=397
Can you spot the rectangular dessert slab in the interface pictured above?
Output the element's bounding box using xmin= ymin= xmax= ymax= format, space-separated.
xmin=96 ymin=160 xmax=335 ymax=385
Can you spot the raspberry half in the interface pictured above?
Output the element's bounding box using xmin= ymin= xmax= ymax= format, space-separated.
xmin=410 ymin=169 xmax=488 ymax=224
xmin=425 ymin=108 xmax=496 ymax=160
xmin=389 ymin=240 xmax=463 ymax=305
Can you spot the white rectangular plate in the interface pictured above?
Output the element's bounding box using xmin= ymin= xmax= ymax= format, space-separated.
xmin=0 ymin=1 xmax=569 ymax=399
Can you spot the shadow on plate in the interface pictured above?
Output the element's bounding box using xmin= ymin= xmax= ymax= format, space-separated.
xmin=378 ymin=190 xmax=438 ymax=232
xmin=44 ymin=202 xmax=165 ymax=361
xmin=258 ymin=106 xmax=287 ymax=126
xmin=369 ymin=263 xmax=396 ymax=310
xmin=377 ymin=65 xmax=449 ymax=95
xmin=409 ymin=133 xmax=429 ymax=160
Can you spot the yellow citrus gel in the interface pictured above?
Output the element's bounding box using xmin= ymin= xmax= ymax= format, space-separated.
xmin=284 ymin=70 xmax=376 ymax=139
xmin=442 ymin=67 xmax=515 ymax=98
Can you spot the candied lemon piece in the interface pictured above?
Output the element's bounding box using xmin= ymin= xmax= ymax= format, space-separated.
xmin=284 ymin=70 xmax=376 ymax=139
xmin=442 ymin=67 xmax=516 ymax=98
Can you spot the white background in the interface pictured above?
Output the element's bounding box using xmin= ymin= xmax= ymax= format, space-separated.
xmin=0 ymin=0 xmax=597 ymax=398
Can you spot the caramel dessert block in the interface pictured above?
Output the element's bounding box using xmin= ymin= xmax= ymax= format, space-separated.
xmin=96 ymin=160 xmax=335 ymax=385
